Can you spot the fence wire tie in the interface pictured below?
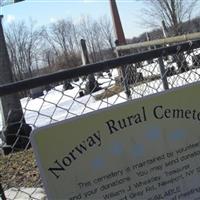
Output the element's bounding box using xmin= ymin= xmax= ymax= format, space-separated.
xmin=189 ymin=40 xmax=193 ymax=46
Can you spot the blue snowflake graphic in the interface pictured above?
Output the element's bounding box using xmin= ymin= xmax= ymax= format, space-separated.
xmin=146 ymin=127 xmax=161 ymax=141
xmin=91 ymin=157 xmax=104 ymax=169
xmin=132 ymin=144 xmax=144 ymax=157
xmin=110 ymin=142 xmax=124 ymax=156
xmin=169 ymin=129 xmax=186 ymax=141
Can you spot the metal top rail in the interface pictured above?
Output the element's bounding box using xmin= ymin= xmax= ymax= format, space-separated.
xmin=0 ymin=39 xmax=200 ymax=96
xmin=116 ymin=32 xmax=200 ymax=51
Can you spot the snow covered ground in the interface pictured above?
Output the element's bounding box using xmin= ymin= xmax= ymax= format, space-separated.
xmin=5 ymin=188 xmax=46 ymax=200
xmin=22 ymin=67 xmax=200 ymax=129
xmin=1 ymin=66 xmax=200 ymax=146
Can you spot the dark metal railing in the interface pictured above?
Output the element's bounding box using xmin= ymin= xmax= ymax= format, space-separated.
xmin=0 ymin=39 xmax=199 ymax=96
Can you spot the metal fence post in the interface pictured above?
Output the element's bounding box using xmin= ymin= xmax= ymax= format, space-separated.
xmin=158 ymin=57 xmax=169 ymax=90
xmin=120 ymin=64 xmax=132 ymax=100
xmin=116 ymin=49 xmax=132 ymax=100
xmin=0 ymin=183 xmax=6 ymax=200
xmin=0 ymin=15 xmax=32 ymax=154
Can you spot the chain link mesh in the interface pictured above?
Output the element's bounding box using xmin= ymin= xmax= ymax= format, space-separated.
xmin=1 ymin=42 xmax=200 ymax=199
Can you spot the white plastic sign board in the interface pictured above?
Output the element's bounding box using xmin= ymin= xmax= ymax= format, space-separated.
xmin=31 ymin=82 xmax=200 ymax=200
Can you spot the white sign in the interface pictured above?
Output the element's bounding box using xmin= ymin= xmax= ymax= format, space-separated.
xmin=31 ymin=82 xmax=200 ymax=200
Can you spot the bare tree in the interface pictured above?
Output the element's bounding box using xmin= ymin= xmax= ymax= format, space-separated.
xmin=143 ymin=0 xmax=199 ymax=35
xmin=142 ymin=0 xmax=198 ymax=73
xmin=47 ymin=19 xmax=80 ymax=69
xmin=41 ymin=47 xmax=55 ymax=72
xmin=78 ymin=16 xmax=115 ymax=63
xmin=99 ymin=16 xmax=115 ymax=51
xmin=5 ymin=20 xmax=44 ymax=80
xmin=78 ymin=16 xmax=98 ymax=62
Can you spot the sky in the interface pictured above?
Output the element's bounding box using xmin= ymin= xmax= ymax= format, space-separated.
xmin=0 ymin=0 xmax=148 ymax=39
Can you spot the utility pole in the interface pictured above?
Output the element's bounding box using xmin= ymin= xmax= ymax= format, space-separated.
xmin=109 ymin=0 xmax=132 ymax=99
xmin=0 ymin=15 xmax=31 ymax=154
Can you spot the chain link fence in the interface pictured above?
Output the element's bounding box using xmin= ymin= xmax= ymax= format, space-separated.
xmin=1 ymin=39 xmax=200 ymax=199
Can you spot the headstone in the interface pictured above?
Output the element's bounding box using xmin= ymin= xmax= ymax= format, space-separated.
xmin=63 ymin=80 xmax=74 ymax=91
xmin=79 ymin=91 xmax=85 ymax=98
xmin=30 ymin=87 xmax=44 ymax=99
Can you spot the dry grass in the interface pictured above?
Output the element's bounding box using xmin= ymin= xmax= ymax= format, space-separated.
xmin=94 ymin=85 xmax=123 ymax=100
xmin=0 ymin=149 xmax=41 ymax=189
xmin=94 ymin=74 xmax=162 ymax=101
